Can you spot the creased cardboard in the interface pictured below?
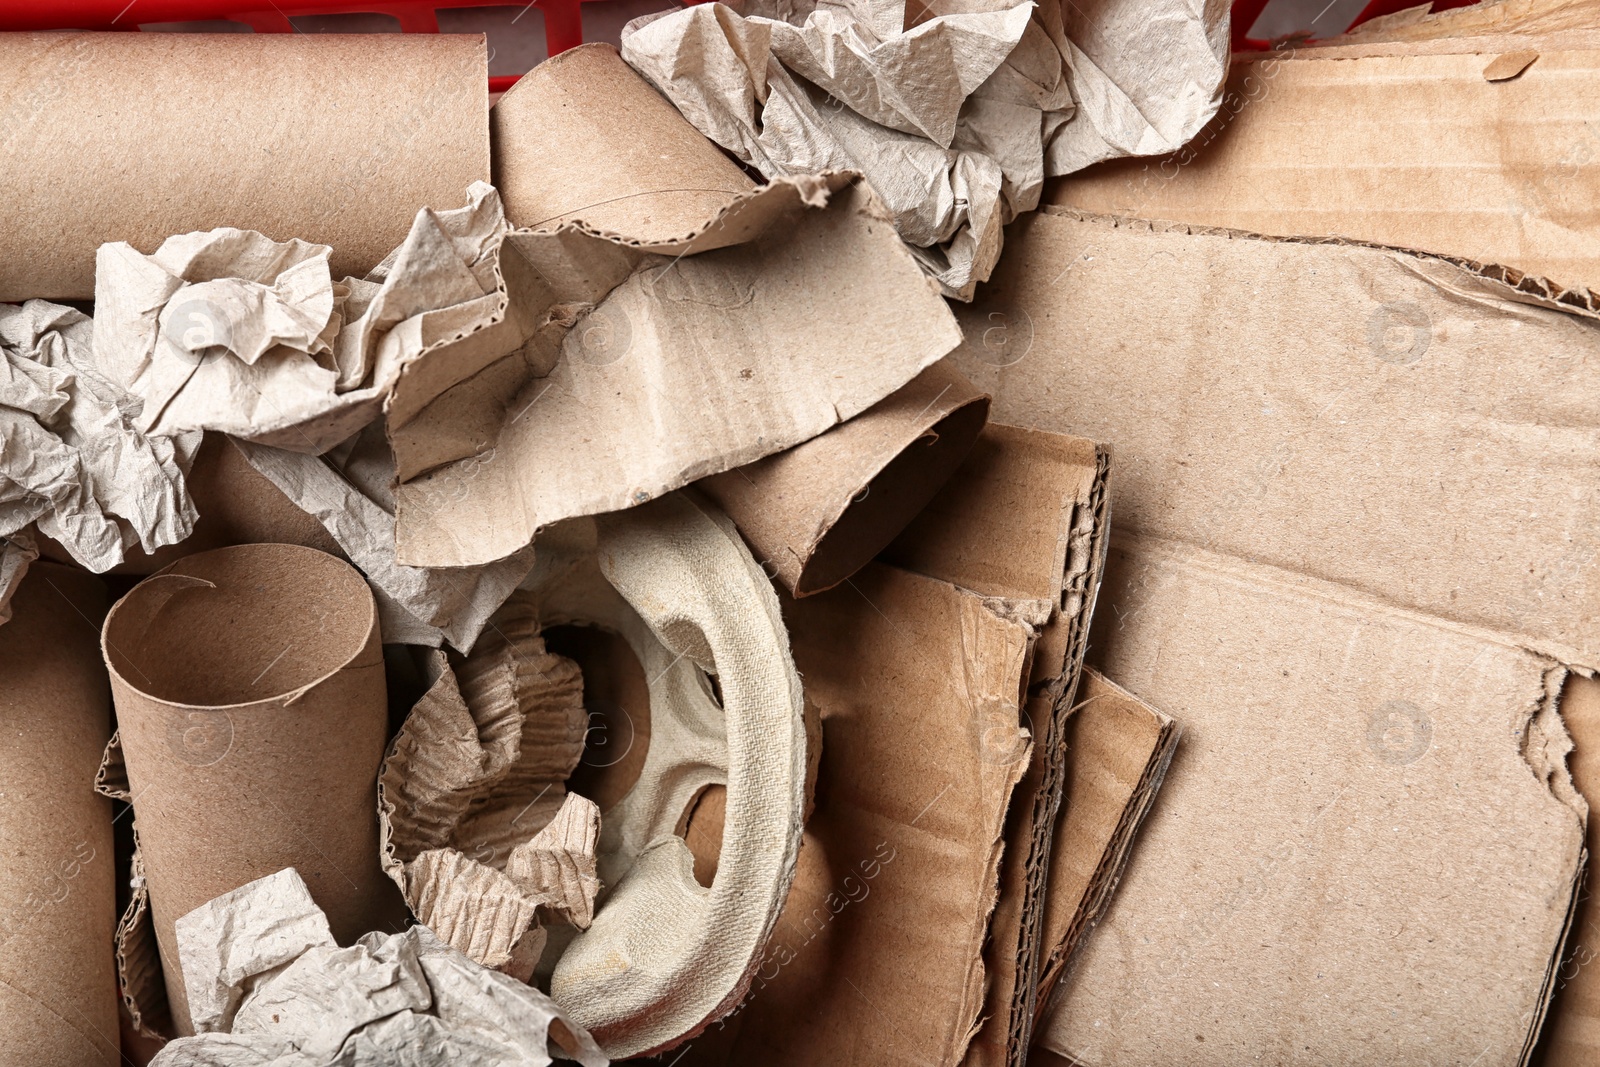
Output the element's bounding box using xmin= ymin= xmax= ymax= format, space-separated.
xmin=395 ymin=178 xmax=962 ymax=569
xmin=1040 ymin=532 xmax=1586 ymax=1066
xmin=0 ymin=31 xmax=488 ymax=302
xmin=0 ymin=563 xmax=120 ymax=1067
xmin=233 ymin=425 xmax=538 ymax=651
xmin=2 ymin=299 xmax=197 ymax=573
xmin=949 ymin=208 xmax=1598 ymax=1063
xmin=620 ymin=0 xmax=1231 ymax=298
xmin=1032 ymin=667 xmax=1178 ymax=1020
xmin=377 ymin=605 xmax=595 ymax=974
xmin=1543 ymin=670 xmax=1600 ymax=1066
xmin=534 ymin=494 xmax=808 ymax=1058
xmin=101 ymin=544 xmax=407 ymax=1035
xmin=1049 ymin=34 xmax=1600 ymax=298
xmin=884 ymin=422 xmax=1110 ymax=1067
xmin=700 ymin=361 xmax=990 ymax=596
xmin=150 ymin=868 xmax=608 ymax=1067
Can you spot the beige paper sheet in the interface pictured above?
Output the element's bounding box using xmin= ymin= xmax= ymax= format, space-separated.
xmin=0 ymin=564 xmax=120 ymax=1067
xmin=0 ymin=31 xmax=488 ymax=302
xmin=102 ymin=544 xmax=407 ymax=1035
xmin=700 ymin=361 xmax=989 ymax=596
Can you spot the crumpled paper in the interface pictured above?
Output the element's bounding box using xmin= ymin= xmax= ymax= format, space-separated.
xmin=151 ymin=868 xmax=608 ymax=1067
xmin=0 ymin=299 xmax=197 ymax=572
xmin=378 ymin=600 xmax=599 ymax=976
xmin=93 ymin=183 xmax=508 ymax=454
xmin=620 ymin=0 xmax=1229 ymax=298
xmin=0 ymin=527 xmax=37 ymax=626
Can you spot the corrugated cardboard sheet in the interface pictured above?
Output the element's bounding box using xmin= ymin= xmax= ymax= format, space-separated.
xmin=949 ymin=207 xmax=1597 ymax=1065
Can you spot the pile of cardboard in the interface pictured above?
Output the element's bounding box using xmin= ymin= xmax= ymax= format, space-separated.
xmin=1 ymin=1 xmax=1598 ymax=1064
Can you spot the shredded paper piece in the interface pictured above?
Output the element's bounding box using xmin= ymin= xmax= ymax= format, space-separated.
xmin=0 ymin=300 xmax=198 ymax=574
xmin=378 ymin=599 xmax=598 ymax=974
xmin=620 ymin=0 xmax=1229 ymax=298
xmin=152 ymin=868 xmax=607 ymax=1067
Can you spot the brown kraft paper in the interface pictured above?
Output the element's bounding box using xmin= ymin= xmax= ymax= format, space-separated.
xmin=0 ymin=31 xmax=489 ymax=302
xmin=700 ymin=362 xmax=990 ymax=596
xmin=101 ymin=543 xmax=405 ymax=1035
xmin=0 ymin=563 xmax=120 ymax=1066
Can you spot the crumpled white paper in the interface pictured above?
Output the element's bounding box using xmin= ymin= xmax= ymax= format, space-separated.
xmin=152 ymin=868 xmax=608 ymax=1067
xmin=0 ymin=527 xmax=37 ymax=625
xmin=620 ymin=0 xmax=1229 ymax=298
xmin=93 ymin=183 xmax=508 ymax=455
xmin=0 ymin=299 xmax=197 ymax=573
xmin=232 ymin=423 xmax=537 ymax=652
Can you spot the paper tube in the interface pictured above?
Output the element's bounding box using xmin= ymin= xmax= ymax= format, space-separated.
xmin=101 ymin=543 xmax=405 ymax=1035
xmin=0 ymin=563 xmax=120 ymax=1067
xmin=0 ymin=31 xmax=489 ymax=301
xmin=492 ymin=42 xmax=755 ymax=242
xmin=700 ymin=362 xmax=990 ymax=596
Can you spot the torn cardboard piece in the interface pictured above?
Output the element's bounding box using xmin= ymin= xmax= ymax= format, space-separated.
xmin=884 ymin=422 xmax=1110 ymax=1067
xmin=1331 ymin=0 xmax=1600 ymax=45
xmin=952 ymin=208 xmax=1600 ymax=670
xmin=1049 ymin=36 xmax=1600 ymax=298
xmin=0 ymin=564 xmax=120 ymax=1067
xmin=377 ymin=603 xmax=596 ymax=975
xmin=233 ymin=425 xmax=538 ymax=651
xmin=1038 ymin=532 xmax=1586 ymax=1066
xmin=700 ymin=361 xmax=990 ymax=596
xmin=93 ymin=182 xmax=509 ymax=455
xmin=101 ymin=544 xmax=407 ymax=1035
xmin=1032 ymin=667 xmax=1178 ymax=1021
xmin=394 ymin=178 xmax=963 ymax=569
xmin=620 ymin=0 xmax=1230 ymax=298
xmin=1542 ymin=670 xmax=1600 ymax=1067
xmin=0 ymin=31 xmax=488 ymax=302
xmin=151 ymin=868 xmax=608 ymax=1067
xmin=679 ymin=557 xmax=1033 ymax=1067
xmin=534 ymin=493 xmax=808 ymax=1058
xmin=1 ymin=299 xmax=197 ymax=573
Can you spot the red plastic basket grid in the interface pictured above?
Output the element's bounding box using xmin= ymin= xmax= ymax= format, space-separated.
xmin=0 ymin=0 xmax=1495 ymax=82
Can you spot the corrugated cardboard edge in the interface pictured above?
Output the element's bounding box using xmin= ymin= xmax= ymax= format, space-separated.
xmin=94 ymin=732 xmax=172 ymax=1040
xmin=1039 ymin=205 xmax=1600 ymax=320
xmin=1031 ymin=672 xmax=1181 ymax=1020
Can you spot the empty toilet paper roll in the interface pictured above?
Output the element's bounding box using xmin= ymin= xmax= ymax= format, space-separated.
xmin=0 ymin=31 xmax=488 ymax=301
xmin=101 ymin=543 xmax=404 ymax=1035
xmin=0 ymin=564 xmax=120 ymax=1067
xmin=700 ymin=362 xmax=990 ymax=596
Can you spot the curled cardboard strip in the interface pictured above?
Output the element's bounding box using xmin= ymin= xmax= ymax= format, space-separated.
xmin=0 ymin=31 xmax=488 ymax=302
xmin=0 ymin=565 xmax=120 ymax=1067
xmin=101 ymin=544 xmax=406 ymax=1036
xmin=528 ymin=493 xmax=808 ymax=1058
xmin=700 ymin=361 xmax=990 ymax=597
xmin=377 ymin=602 xmax=599 ymax=976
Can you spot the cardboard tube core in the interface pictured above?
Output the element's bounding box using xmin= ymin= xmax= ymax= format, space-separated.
xmin=102 ymin=544 xmax=404 ymax=1035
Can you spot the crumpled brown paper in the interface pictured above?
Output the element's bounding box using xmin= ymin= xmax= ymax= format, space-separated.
xmin=0 ymin=299 xmax=197 ymax=573
xmin=151 ymin=868 xmax=608 ymax=1067
xmin=378 ymin=599 xmax=599 ymax=976
xmin=93 ymin=183 xmax=508 ymax=455
xmin=231 ymin=424 xmax=537 ymax=651
xmin=620 ymin=0 xmax=1229 ymax=298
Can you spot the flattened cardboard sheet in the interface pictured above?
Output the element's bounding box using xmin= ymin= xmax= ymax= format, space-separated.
xmin=0 ymin=31 xmax=488 ymax=301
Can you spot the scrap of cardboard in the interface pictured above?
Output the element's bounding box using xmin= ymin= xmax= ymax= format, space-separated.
xmin=101 ymin=544 xmax=407 ymax=1036
xmin=0 ymin=32 xmax=488 ymax=303
xmin=1543 ymin=670 xmax=1600 ymax=1066
xmin=0 ymin=565 xmax=120 ymax=1067
xmin=701 ymin=361 xmax=991 ymax=597
xmin=1031 ymin=668 xmax=1178 ymax=1021
xmin=1332 ymin=0 xmax=1600 ymax=45
xmin=1048 ymin=35 xmax=1600 ymax=299
xmin=885 ymin=422 xmax=1110 ymax=1067
xmin=949 ymin=208 xmax=1598 ymax=1063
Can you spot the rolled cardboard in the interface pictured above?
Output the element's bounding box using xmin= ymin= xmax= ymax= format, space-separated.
xmin=700 ymin=362 xmax=990 ymax=596
xmin=492 ymin=42 xmax=755 ymax=242
xmin=101 ymin=543 xmax=404 ymax=1035
xmin=37 ymin=433 xmax=343 ymax=574
xmin=0 ymin=563 xmax=120 ymax=1067
xmin=0 ymin=31 xmax=489 ymax=301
